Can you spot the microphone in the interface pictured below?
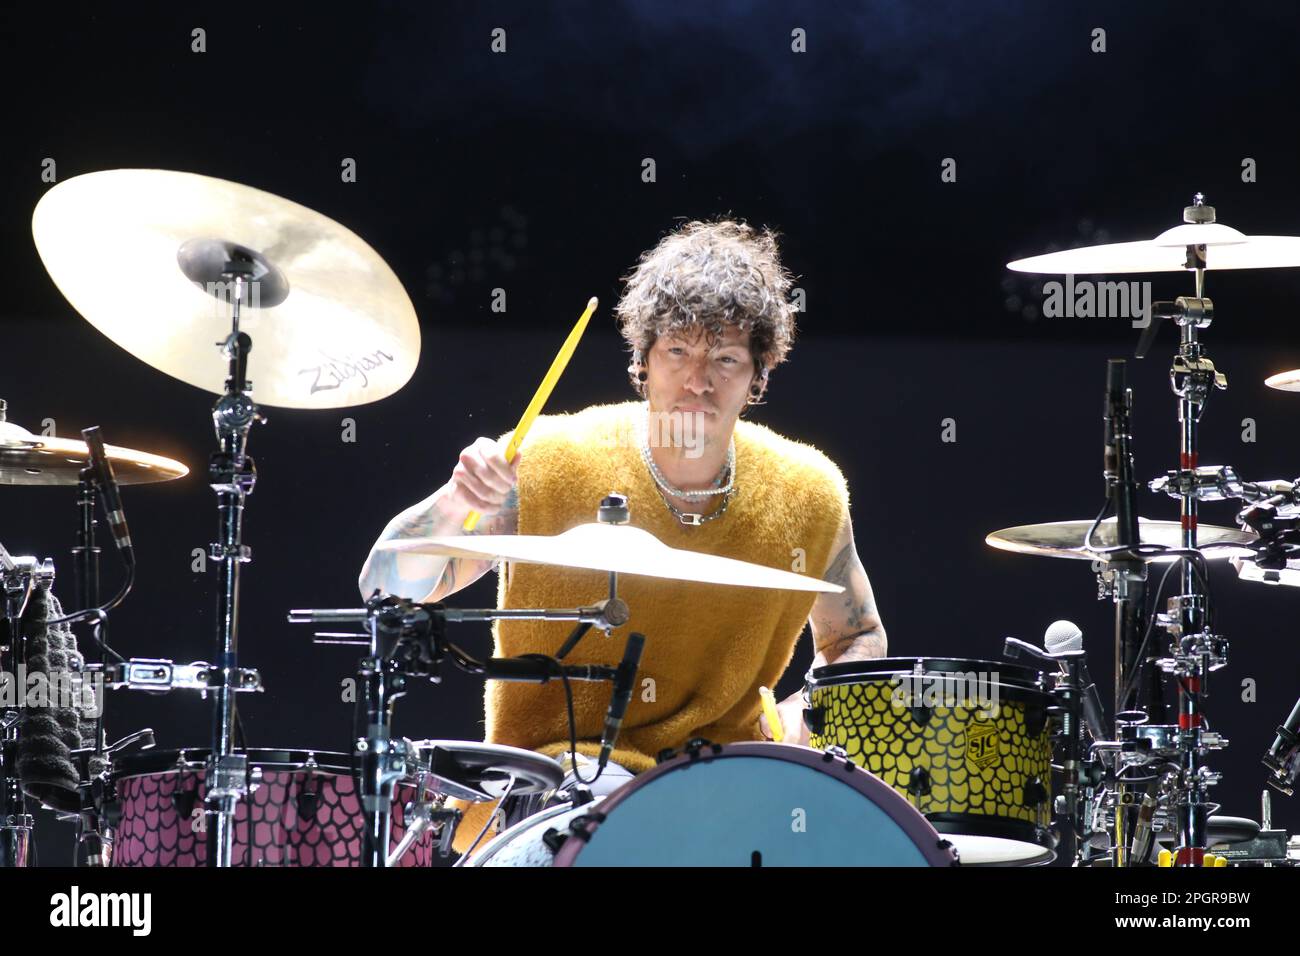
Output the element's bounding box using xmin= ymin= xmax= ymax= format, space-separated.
xmin=81 ymin=427 xmax=134 ymax=566
xmin=1104 ymin=361 xmax=1122 ymax=486
xmin=598 ymin=632 xmax=645 ymax=771
xmin=1263 ymin=694 xmax=1300 ymax=796
xmin=1044 ymin=620 xmax=1108 ymax=742
xmin=480 ymin=657 xmax=616 ymax=683
xmin=1104 ymin=360 xmax=1139 ymax=550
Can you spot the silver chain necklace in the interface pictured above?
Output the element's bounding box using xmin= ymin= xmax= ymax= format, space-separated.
xmin=637 ymin=403 xmax=735 ymax=498
xmin=637 ymin=403 xmax=736 ymax=526
xmin=655 ymin=482 xmax=736 ymax=526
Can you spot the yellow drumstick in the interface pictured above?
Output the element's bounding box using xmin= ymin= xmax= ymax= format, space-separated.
xmin=759 ymin=685 xmax=784 ymax=742
xmin=463 ymin=296 xmax=599 ymax=531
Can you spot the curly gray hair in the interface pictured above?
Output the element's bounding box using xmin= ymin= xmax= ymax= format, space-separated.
xmin=615 ymin=219 xmax=798 ymax=380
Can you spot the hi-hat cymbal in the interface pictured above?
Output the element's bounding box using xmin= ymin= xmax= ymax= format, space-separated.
xmin=376 ymin=523 xmax=844 ymax=593
xmin=985 ymin=517 xmax=1255 ymax=561
xmin=0 ymin=420 xmax=188 ymax=486
xmin=1265 ymin=370 xmax=1300 ymax=392
xmin=31 ymin=169 xmax=420 ymax=410
xmin=1008 ymin=221 xmax=1300 ymax=274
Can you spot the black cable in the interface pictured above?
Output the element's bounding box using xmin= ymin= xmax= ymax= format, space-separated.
xmin=85 ymin=613 xmax=126 ymax=666
xmin=561 ymin=667 xmax=601 ymax=787
xmin=442 ymin=636 xmax=616 ymax=788
xmin=48 ymin=562 xmax=134 ymax=627
xmin=1084 ymin=495 xmax=1112 ymax=550
xmin=1117 ymin=559 xmax=1178 ymax=713
xmin=1083 ymin=491 xmax=1217 ymax=627
xmin=511 ymin=652 xmax=602 ymax=786
xmin=1115 ymin=545 xmax=1218 ymax=713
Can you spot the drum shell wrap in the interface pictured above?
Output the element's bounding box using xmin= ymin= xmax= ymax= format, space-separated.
xmin=108 ymin=749 xmax=432 ymax=867
xmin=808 ymin=659 xmax=1054 ymax=833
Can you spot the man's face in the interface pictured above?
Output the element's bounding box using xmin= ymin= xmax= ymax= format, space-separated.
xmin=644 ymin=324 xmax=759 ymax=451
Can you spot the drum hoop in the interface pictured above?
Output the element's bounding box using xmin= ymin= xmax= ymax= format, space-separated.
xmin=926 ymin=812 xmax=1057 ymax=865
xmin=110 ymin=747 xmax=352 ymax=779
xmin=470 ymin=799 xmax=598 ymax=866
xmin=410 ymin=741 xmax=565 ymax=796
xmin=552 ymin=741 xmax=959 ymax=867
xmin=810 ymin=656 xmax=1050 ymax=702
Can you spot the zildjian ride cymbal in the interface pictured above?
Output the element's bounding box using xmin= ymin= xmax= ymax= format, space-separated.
xmin=32 ymin=169 xmax=420 ymax=409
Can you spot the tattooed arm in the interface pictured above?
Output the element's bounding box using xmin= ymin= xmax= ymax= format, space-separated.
xmin=807 ymin=510 xmax=887 ymax=665
xmin=761 ymin=509 xmax=886 ymax=745
xmin=357 ymin=437 xmax=520 ymax=602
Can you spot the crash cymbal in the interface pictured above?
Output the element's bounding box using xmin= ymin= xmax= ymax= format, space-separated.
xmin=0 ymin=420 xmax=187 ymax=486
xmin=31 ymin=169 xmax=420 ymax=410
xmin=376 ymin=523 xmax=844 ymax=593
xmin=1265 ymin=369 xmax=1300 ymax=392
xmin=1008 ymin=222 xmax=1300 ymax=274
xmin=985 ymin=517 xmax=1255 ymax=561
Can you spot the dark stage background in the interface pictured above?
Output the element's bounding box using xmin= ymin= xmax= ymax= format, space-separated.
xmin=3 ymin=2 xmax=1299 ymax=863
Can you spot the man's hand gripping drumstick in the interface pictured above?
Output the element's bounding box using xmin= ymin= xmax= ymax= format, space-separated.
xmin=358 ymin=298 xmax=598 ymax=602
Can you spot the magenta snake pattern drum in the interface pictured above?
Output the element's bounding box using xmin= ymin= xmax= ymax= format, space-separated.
xmin=109 ymin=749 xmax=433 ymax=867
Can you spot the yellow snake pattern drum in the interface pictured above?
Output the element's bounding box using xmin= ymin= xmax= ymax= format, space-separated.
xmin=808 ymin=657 xmax=1056 ymax=865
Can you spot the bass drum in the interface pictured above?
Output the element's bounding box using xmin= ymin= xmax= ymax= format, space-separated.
xmin=808 ymin=657 xmax=1056 ymax=865
xmin=470 ymin=741 xmax=958 ymax=866
xmin=108 ymin=748 xmax=434 ymax=867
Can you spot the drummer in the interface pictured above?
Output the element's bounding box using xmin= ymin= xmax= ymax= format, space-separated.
xmin=358 ymin=218 xmax=886 ymax=856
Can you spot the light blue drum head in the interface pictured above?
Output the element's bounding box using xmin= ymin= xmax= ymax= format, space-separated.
xmin=570 ymin=753 xmax=936 ymax=866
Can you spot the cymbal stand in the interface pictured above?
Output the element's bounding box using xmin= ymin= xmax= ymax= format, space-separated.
xmin=205 ymin=262 xmax=265 ymax=867
xmin=289 ymin=591 xmax=628 ymax=866
xmin=0 ymin=542 xmax=53 ymax=867
xmin=1132 ymin=195 xmax=1230 ymax=866
xmin=70 ymin=465 xmax=111 ymax=866
xmin=289 ymin=494 xmax=636 ymax=866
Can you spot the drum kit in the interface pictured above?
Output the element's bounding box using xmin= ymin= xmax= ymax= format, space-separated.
xmin=2 ymin=173 xmax=1299 ymax=867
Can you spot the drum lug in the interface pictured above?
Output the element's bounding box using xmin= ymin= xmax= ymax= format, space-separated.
xmin=820 ymin=745 xmax=850 ymax=765
xmin=434 ymin=807 xmax=462 ymax=859
xmin=296 ymin=786 xmax=319 ymax=820
xmin=908 ymin=766 xmax=933 ymax=798
xmin=1034 ymin=825 xmax=1058 ymax=852
xmin=1025 ymin=705 xmax=1048 ymax=738
xmin=96 ymin=777 xmax=121 ymax=830
xmin=804 ymin=706 xmax=825 ymax=736
xmin=1022 ymin=775 xmax=1049 ymax=808
xmin=656 ymin=737 xmax=720 ymax=763
xmin=567 ymin=784 xmax=596 ymax=807
xmin=936 ymin=837 xmax=960 ymax=865
xmin=172 ymin=785 xmax=200 ymax=819
xmin=541 ymin=827 xmax=570 ymax=853
xmin=550 ymin=809 xmax=607 ymax=849
xmin=682 ymin=737 xmax=723 ymax=762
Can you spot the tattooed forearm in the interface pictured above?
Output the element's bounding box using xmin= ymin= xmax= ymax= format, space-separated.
xmin=822 ymin=628 xmax=888 ymax=663
xmin=358 ymin=483 xmax=517 ymax=601
xmin=843 ymin=593 xmax=873 ymax=632
xmin=808 ymin=515 xmax=887 ymax=664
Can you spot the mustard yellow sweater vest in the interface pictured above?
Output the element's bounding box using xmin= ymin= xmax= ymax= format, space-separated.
xmin=449 ymin=401 xmax=848 ymax=854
